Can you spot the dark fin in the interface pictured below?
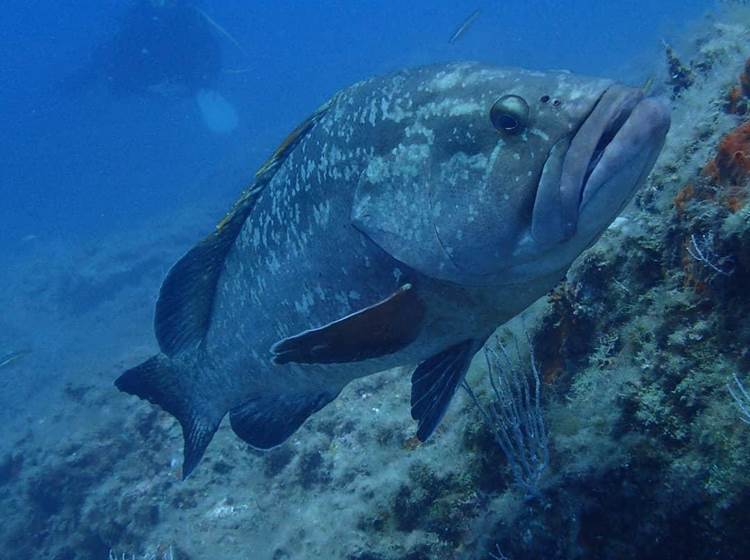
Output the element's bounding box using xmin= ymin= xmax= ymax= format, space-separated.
xmin=155 ymin=99 xmax=335 ymax=357
xmin=229 ymin=391 xmax=337 ymax=449
xmin=115 ymin=355 xmax=223 ymax=479
xmin=270 ymin=283 xmax=425 ymax=365
xmin=251 ymin=95 xmax=337 ymax=181
xmin=155 ymin=225 xmax=247 ymax=356
xmin=411 ymin=339 xmax=475 ymax=441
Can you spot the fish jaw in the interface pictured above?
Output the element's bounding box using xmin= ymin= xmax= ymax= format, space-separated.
xmin=531 ymin=86 xmax=669 ymax=247
xmin=579 ymin=96 xmax=671 ymax=213
xmin=567 ymin=94 xmax=670 ymax=253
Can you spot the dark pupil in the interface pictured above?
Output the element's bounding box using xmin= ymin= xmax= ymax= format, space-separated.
xmin=496 ymin=113 xmax=518 ymax=131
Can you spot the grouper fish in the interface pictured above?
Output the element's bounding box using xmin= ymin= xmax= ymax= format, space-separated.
xmin=116 ymin=62 xmax=670 ymax=478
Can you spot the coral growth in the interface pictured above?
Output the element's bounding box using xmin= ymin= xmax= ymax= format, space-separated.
xmin=665 ymin=42 xmax=695 ymax=96
xmin=725 ymin=57 xmax=750 ymax=114
xmin=669 ymin=113 xmax=750 ymax=293
xmin=463 ymin=338 xmax=549 ymax=498
xmin=673 ymin=120 xmax=750 ymax=218
xmin=703 ymin=120 xmax=750 ymax=191
xmin=726 ymin=85 xmax=747 ymax=115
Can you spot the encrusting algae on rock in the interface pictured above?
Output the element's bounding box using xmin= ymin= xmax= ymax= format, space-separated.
xmin=725 ymin=57 xmax=750 ymax=115
xmin=702 ymin=120 xmax=750 ymax=205
xmin=671 ymin=101 xmax=750 ymax=290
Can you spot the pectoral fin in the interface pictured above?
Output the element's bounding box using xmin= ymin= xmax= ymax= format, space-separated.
xmin=271 ymin=284 xmax=425 ymax=365
xmin=411 ymin=339 xmax=475 ymax=441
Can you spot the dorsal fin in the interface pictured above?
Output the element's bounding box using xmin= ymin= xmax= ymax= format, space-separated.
xmin=155 ymin=98 xmax=335 ymax=356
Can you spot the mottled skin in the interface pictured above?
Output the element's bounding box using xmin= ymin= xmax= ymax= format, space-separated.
xmin=117 ymin=62 xmax=670 ymax=477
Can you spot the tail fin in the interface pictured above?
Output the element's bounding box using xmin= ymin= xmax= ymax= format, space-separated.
xmin=115 ymin=355 xmax=223 ymax=479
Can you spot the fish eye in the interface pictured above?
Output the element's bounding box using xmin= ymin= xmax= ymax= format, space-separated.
xmin=540 ymin=95 xmax=550 ymax=104
xmin=490 ymin=95 xmax=530 ymax=134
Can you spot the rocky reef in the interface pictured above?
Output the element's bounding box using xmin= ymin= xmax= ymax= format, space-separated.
xmin=3 ymin=8 xmax=750 ymax=560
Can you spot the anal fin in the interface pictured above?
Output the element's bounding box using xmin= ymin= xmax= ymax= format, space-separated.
xmin=270 ymin=283 xmax=425 ymax=365
xmin=229 ymin=391 xmax=337 ymax=449
xmin=411 ymin=339 xmax=475 ymax=441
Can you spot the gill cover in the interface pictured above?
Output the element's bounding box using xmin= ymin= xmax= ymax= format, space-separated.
xmin=352 ymin=144 xmax=464 ymax=282
xmin=351 ymin=139 xmax=533 ymax=285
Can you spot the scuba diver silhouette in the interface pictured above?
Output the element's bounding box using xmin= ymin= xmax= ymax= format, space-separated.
xmin=100 ymin=0 xmax=222 ymax=98
xmin=72 ymin=0 xmax=240 ymax=132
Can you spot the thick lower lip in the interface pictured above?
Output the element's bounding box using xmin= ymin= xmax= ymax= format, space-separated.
xmin=558 ymin=85 xmax=645 ymax=237
xmin=580 ymin=102 xmax=634 ymax=196
xmin=579 ymin=95 xmax=671 ymax=210
xmin=531 ymin=86 xmax=670 ymax=247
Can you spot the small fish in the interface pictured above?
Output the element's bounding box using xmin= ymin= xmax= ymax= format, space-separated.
xmin=449 ymin=9 xmax=482 ymax=44
xmin=0 ymin=350 xmax=31 ymax=370
xmin=641 ymin=75 xmax=655 ymax=95
xmin=223 ymin=68 xmax=253 ymax=75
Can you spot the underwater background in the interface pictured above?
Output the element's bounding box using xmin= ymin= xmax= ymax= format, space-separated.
xmin=2 ymin=1 xmax=750 ymax=559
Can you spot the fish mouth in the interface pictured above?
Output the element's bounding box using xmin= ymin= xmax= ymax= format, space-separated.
xmin=532 ymin=85 xmax=670 ymax=246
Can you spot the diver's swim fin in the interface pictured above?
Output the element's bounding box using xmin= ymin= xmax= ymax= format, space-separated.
xmin=411 ymin=339 xmax=475 ymax=441
xmin=270 ymin=284 xmax=425 ymax=365
xmin=196 ymin=89 xmax=239 ymax=134
xmin=195 ymin=7 xmax=249 ymax=58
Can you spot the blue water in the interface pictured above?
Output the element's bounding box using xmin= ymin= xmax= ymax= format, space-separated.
xmin=0 ymin=1 xmax=711 ymax=244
